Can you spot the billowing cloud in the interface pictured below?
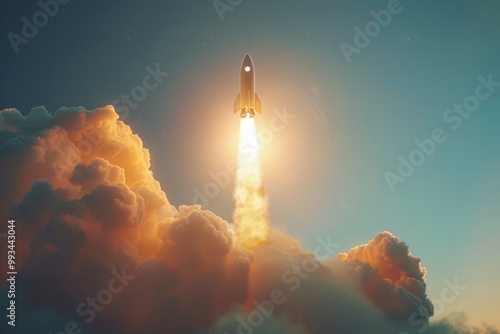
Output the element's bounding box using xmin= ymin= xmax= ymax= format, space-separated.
xmin=0 ymin=106 xmax=497 ymax=334
xmin=338 ymin=231 xmax=433 ymax=321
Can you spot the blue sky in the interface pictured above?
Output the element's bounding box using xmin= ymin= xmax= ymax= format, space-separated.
xmin=1 ymin=0 xmax=499 ymax=327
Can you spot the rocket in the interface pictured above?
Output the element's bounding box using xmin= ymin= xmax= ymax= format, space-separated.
xmin=234 ymin=54 xmax=262 ymax=118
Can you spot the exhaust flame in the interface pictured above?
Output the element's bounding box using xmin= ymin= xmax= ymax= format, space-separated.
xmin=232 ymin=116 xmax=270 ymax=250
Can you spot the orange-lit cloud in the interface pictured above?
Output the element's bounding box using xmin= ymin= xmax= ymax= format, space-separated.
xmin=0 ymin=106 xmax=497 ymax=334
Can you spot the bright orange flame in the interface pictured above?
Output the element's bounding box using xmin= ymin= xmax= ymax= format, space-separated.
xmin=233 ymin=116 xmax=270 ymax=250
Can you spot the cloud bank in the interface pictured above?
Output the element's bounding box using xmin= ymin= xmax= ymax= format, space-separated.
xmin=0 ymin=106 xmax=497 ymax=334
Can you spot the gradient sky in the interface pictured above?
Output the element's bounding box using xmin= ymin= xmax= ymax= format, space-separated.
xmin=2 ymin=0 xmax=499 ymax=327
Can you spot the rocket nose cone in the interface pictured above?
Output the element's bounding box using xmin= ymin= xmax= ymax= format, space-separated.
xmin=243 ymin=54 xmax=253 ymax=65
xmin=242 ymin=54 xmax=254 ymax=72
